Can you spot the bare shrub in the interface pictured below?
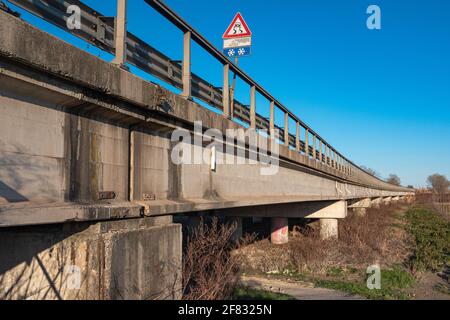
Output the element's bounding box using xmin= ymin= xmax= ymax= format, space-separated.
xmin=238 ymin=204 xmax=412 ymax=276
xmin=182 ymin=218 xmax=253 ymax=300
xmin=288 ymin=227 xmax=330 ymax=273
xmin=238 ymin=239 xmax=292 ymax=273
xmin=339 ymin=206 xmax=393 ymax=261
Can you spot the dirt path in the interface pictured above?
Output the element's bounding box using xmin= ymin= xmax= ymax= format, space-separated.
xmin=240 ymin=275 xmax=364 ymax=300
xmin=409 ymin=272 xmax=450 ymax=300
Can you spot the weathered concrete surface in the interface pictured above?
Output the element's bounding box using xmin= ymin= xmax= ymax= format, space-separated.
xmin=0 ymin=217 xmax=182 ymax=300
xmin=0 ymin=10 xmax=413 ymax=227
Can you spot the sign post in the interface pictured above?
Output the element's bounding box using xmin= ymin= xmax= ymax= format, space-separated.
xmin=223 ymin=12 xmax=252 ymax=118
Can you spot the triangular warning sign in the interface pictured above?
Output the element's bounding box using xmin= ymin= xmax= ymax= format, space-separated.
xmin=223 ymin=13 xmax=252 ymax=39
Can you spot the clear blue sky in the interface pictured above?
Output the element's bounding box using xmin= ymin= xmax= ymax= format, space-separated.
xmin=7 ymin=0 xmax=450 ymax=187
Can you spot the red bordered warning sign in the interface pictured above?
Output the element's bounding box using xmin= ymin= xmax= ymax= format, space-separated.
xmin=222 ymin=12 xmax=252 ymax=39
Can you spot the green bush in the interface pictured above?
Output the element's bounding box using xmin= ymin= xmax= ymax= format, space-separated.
xmin=382 ymin=266 xmax=415 ymax=289
xmin=405 ymin=207 xmax=450 ymax=272
xmin=315 ymin=266 xmax=414 ymax=300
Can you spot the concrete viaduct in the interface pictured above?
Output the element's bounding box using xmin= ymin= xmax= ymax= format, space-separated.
xmin=0 ymin=1 xmax=414 ymax=300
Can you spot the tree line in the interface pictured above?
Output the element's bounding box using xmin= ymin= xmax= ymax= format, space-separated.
xmin=361 ymin=165 xmax=449 ymax=194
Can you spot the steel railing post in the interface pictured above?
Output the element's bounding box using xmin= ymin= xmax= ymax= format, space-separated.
xmin=223 ymin=63 xmax=230 ymax=118
xmin=113 ymin=0 xmax=128 ymax=67
xmin=305 ymin=128 xmax=309 ymax=158
xmin=250 ymin=86 xmax=256 ymax=128
xmin=328 ymin=147 xmax=332 ymax=167
xmin=313 ymin=135 xmax=317 ymax=160
xmin=296 ymin=122 xmax=300 ymax=151
xmin=284 ymin=112 xmax=289 ymax=147
xmin=182 ymin=31 xmax=192 ymax=98
xmin=269 ymin=101 xmax=275 ymax=137
xmin=319 ymin=140 xmax=323 ymax=163
xmin=331 ymin=150 xmax=337 ymax=168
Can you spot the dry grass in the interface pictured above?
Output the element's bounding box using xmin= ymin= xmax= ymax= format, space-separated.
xmin=239 ymin=204 xmax=413 ymax=275
xmin=182 ymin=218 xmax=254 ymax=300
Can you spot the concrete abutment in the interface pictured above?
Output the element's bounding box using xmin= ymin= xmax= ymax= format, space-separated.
xmin=0 ymin=217 xmax=182 ymax=300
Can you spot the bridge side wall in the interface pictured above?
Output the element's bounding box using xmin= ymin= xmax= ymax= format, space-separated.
xmin=0 ymin=80 xmax=130 ymax=205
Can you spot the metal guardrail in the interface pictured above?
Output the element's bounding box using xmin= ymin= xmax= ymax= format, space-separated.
xmin=4 ymin=0 xmax=282 ymax=147
xmin=3 ymin=0 xmax=410 ymax=188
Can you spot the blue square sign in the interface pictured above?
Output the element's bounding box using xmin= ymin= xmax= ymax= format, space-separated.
xmin=223 ymin=46 xmax=251 ymax=58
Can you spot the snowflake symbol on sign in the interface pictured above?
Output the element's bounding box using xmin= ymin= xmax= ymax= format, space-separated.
xmin=227 ymin=49 xmax=235 ymax=57
xmin=238 ymin=48 xmax=246 ymax=56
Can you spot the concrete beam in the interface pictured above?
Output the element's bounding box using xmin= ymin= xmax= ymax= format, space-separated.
xmin=348 ymin=198 xmax=372 ymax=209
xmin=383 ymin=196 xmax=393 ymax=205
xmin=215 ymin=200 xmax=347 ymax=219
xmin=304 ymin=200 xmax=347 ymax=219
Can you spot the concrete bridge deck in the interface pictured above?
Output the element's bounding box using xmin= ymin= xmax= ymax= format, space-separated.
xmin=0 ymin=9 xmax=411 ymax=228
xmin=0 ymin=3 xmax=413 ymax=300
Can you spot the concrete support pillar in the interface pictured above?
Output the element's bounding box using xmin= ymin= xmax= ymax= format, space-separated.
xmin=352 ymin=207 xmax=367 ymax=217
xmin=383 ymin=196 xmax=393 ymax=205
xmin=320 ymin=218 xmax=338 ymax=240
xmin=228 ymin=217 xmax=243 ymax=242
xmin=271 ymin=217 xmax=289 ymax=245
